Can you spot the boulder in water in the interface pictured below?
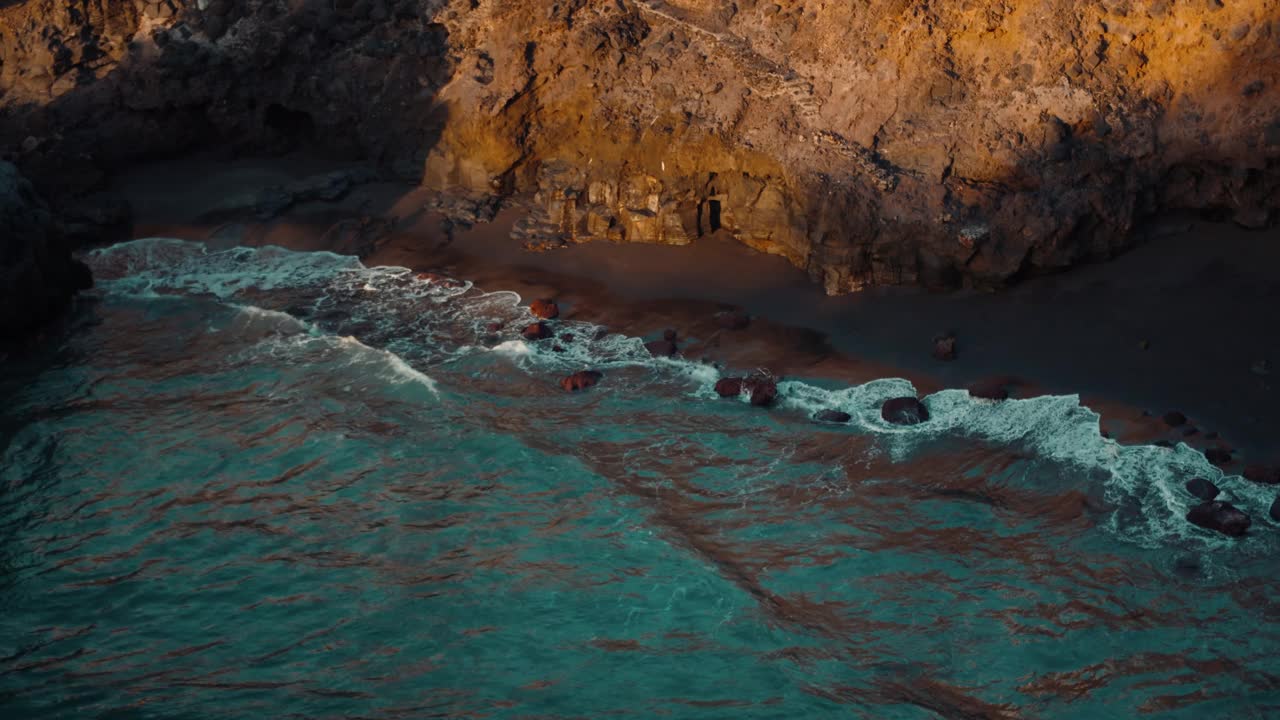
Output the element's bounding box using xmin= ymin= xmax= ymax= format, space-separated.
xmin=882 ymin=397 xmax=929 ymax=425
xmin=530 ymin=298 xmax=560 ymax=319
xmin=1184 ymin=477 xmax=1220 ymax=501
xmin=814 ymin=409 xmax=852 ymax=423
xmin=645 ymin=339 xmax=678 ymax=358
xmin=561 ymin=370 xmax=603 ymax=392
xmin=1186 ymin=501 xmax=1251 ymax=537
xmin=1271 ymin=497 xmax=1280 ymax=523
xmin=715 ymin=377 xmax=744 ymax=398
xmin=1243 ymin=465 xmax=1280 ymax=485
xmin=743 ymin=375 xmax=778 ymax=407
xmin=522 ymin=322 xmax=553 ymax=341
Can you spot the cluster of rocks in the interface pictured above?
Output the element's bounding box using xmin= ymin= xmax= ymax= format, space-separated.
xmin=1181 ymin=467 xmax=1280 ymax=538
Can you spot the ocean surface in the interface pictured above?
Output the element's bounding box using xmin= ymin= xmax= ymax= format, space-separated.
xmin=1 ymin=239 xmax=1278 ymax=719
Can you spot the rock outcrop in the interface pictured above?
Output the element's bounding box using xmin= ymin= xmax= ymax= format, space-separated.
xmin=0 ymin=161 xmax=91 ymax=343
xmin=3 ymin=0 xmax=1280 ymax=294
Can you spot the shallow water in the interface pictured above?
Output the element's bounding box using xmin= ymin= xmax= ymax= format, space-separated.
xmin=1 ymin=239 xmax=1278 ymax=719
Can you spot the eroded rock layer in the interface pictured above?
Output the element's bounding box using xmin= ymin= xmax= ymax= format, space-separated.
xmin=3 ymin=0 xmax=1279 ymax=292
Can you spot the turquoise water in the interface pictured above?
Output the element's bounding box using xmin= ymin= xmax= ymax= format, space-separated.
xmin=1 ymin=239 xmax=1278 ymax=718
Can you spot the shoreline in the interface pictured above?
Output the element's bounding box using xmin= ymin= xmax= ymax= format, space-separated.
xmin=110 ymin=153 xmax=1278 ymax=462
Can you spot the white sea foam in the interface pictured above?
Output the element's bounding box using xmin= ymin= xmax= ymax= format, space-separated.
xmin=88 ymin=237 xmax=1277 ymax=550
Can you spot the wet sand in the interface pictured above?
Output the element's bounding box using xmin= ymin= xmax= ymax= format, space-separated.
xmin=113 ymin=153 xmax=1279 ymax=460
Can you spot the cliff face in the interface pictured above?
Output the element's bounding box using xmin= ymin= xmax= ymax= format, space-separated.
xmin=0 ymin=162 xmax=92 ymax=342
xmin=3 ymin=0 xmax=1279 ymax=293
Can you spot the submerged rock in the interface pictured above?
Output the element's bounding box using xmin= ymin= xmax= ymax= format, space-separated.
xmin=530 ymin=298 xmax=560 ymax=319
xmin=522 ymin=322 xmax=553 ymax=341
xmin=882 ymin=397 xmax=930 ymax=425
xmin=1184 ymin=477 xmax=1221 ymax=501
xmin=814 ymin=409 xmax=852 ymax=423
xmin=1186 ymin=501 xmax=1251 ymax=537
xmin=560 ymin=370 xmax=603 ymax=392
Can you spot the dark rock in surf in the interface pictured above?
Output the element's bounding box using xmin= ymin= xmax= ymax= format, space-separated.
xmin=1153 ymin=439 xmax=1175 ymax=448
xmin=1186 ymin=501 xmax=1251 ymax=537
xmin=743 ymin=375 xmax=778 ymax=407
xmin=1184 ymin=477 xmax=1220 ymax=501
xmin=560 ymin=370 xmax=603 ymax=392
xmin=814 ymin=409 xmax=852 ymax=423
xmin=715 ymin=309 xmax=750 ymax=330
xmin=560 ymin=333 xmax=575 ymax=343
xmin=882 ymin=397 xmax=930 ymax=425
xmin=1243 ymin=465 xmax=1280 ymax=485
xmin=1271 ymin=497 xmax=1280 ymax=522
xmin=530 ymin=298 xmax=560 ymax=319
xmin=715 ymin=377 xmax=744 ymax=398
xmin=1163 ymin=410 xmax=1188 ymax=427
xmin=1205 ymin=446 xmax=1234 ymax=467
xmin=522 ymin=321 xmax=553 ymax=341
xmin=967 ymin=378 xmax=1009 ymax=401
xmin=645 ymin=339 xmax=678 ymax=358
xmin=932 ymin=333 xmax=958 ymax=361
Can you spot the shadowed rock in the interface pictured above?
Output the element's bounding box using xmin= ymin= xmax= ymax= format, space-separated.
xmin=882 ymin=397 xmax=930 ymax=425
xmin=1163 ymin=411 xmax=1188 ymax=427
xmin=1271 ymin=497 xmax=1280 ymax=523
xmin=1186 ymin=501 xmax=1251 ymax=537
xmin=1184 ymin=477 xmax=1220 ymax=501
xmin=814 ymin=410 xmax=852 ymax=423
xmin=561 ymin=370 xmax=603 ymax=392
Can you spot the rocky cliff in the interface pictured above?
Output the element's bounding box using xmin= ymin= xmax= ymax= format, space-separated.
xmin=3 ymin=0 xmax=1278 ymax=293
xmin=0 ymin=161 xmax=92 ymax=341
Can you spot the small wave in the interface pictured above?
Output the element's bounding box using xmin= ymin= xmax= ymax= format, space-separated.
xmin=777 ymin=377 xmax=1272 ymax=550
xmin=87 ymin=237 xmax=1274 ymax=550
